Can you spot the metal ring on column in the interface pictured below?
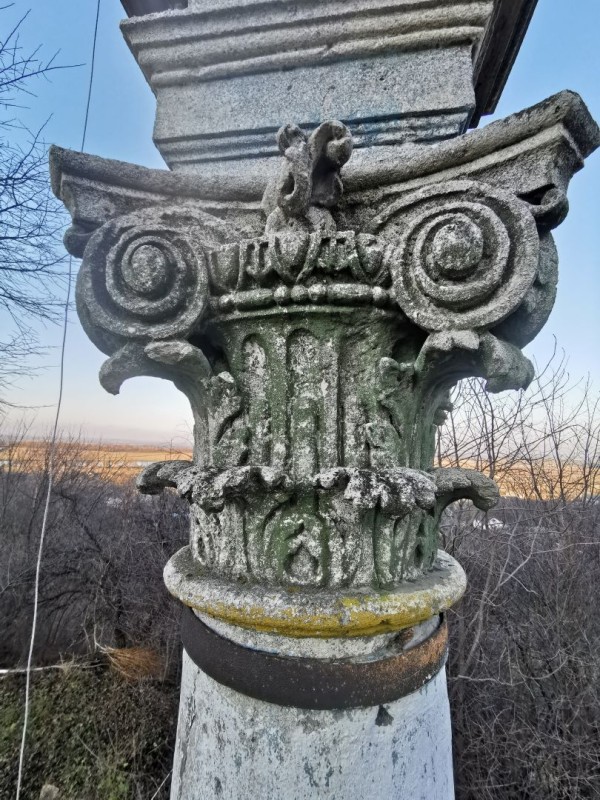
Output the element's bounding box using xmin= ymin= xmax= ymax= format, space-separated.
xmin=181 ymin=606 xmax=448 ymax=710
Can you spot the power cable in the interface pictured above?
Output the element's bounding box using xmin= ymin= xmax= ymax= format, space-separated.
xmin=15 ymin=1 xmax=102 ymax=796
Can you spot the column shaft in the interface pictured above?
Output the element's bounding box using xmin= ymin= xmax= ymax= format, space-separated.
xmin=171 ymin=650 xmax=454 ymax=800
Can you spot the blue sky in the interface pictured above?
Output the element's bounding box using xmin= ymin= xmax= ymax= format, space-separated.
xmin=2 ymin=0 xmax=599 ymax=444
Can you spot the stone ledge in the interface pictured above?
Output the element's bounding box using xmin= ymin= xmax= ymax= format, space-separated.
xmin=164 ymin=546 xmax=467 ymax=637
xmin=50 ymin=91 xmax=600 ymax=253
xmin=121 ymin=1 xmax=491 ymax=86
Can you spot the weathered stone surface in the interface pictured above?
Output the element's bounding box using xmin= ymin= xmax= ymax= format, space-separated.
xmin=53 ymin=103 xmax=597 ymax=597
xmin=141 ymin=459 xmax=493 ymax=590
xmin=194 ymin=611 xmax=441 ymax=658
xmin=262 ymin=120 xmax=353 ymax=234
xmin=377 ymin=179 xmax=540 ymax=332
xmin=120 ymin=0 xmax=539 ymax=132
xmin=50 ymin=90 xmax=599 ymax=253
xmin=163 ymin=546 xmax=466 ymax=637
xmin=171 ymin=649 xmax=454 ymax=800
xmin=121 ymin=0 xmax=494 ymax=175
xmin=76 ymin=205 xmax=232 ymax=355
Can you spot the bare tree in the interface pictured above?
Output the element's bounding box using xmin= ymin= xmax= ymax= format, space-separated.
xmin=440 ymin=352 xmax=600 ymax=800
xmin=0 ymin=427 xmax=189 ymax=670
xmin=0 ymin=6 xmax=71 ymax=399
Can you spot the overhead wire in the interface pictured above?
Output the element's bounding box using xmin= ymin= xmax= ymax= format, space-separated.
xmin=15 ymin=1 xmax=102 ymax=796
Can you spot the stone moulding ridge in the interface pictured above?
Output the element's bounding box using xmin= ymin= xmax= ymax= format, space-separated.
xmin=50 ymin=91 xmax=600 ymax=259
xmin=140 ymin=29 xmax=486 ymax=88
xmin=122 ymin=0 xmax=492 ymax=86
xmin=346 ymin=90 xmax=600 ymax=195
xmin=164 ymin=546 xmax=467 ymax=637
xmin=156 ymin=110 xmax=471 ymax=166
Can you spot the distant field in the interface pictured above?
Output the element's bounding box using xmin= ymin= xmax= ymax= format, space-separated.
xmin=0 ymin=440 xmax=596 ymax=499
xmin=0 ymin=440 xmax=193 ymax=483
xmin=439 ymin=458 xmax=597 ymax=502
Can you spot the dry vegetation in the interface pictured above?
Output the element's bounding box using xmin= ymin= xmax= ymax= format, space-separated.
xmin=0 ymin=353 xmax=598 ymax=799
xmin=1 ymin=440 xmax=192 ymax=484
xmin=439 ymin=355 xmax=600 ymax=800
xmin=0 ymin=431 xmax=189 ymax=798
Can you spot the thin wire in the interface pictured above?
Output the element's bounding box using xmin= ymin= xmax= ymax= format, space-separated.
xmin=149 ymin=771 xmax=173 ymax=800
xmin=81 ymin=0 xmax=101 ymax=152
xmin=15 ymin=2 xmax=102 ymax=796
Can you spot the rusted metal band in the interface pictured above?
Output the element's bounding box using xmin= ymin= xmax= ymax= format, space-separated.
xmin=181 ymin=607 xmax=448 ymax=710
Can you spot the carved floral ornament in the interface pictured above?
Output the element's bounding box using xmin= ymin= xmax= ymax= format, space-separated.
xmin=50 ymin=96 xmax=598 ymax=621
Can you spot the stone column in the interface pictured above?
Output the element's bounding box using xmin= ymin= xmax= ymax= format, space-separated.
xmin=50 ymin=2 xmax=599 ymax=798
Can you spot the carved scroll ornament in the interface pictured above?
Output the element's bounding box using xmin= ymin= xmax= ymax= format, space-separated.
xmin=77 ymin=207 xmax=226 ymax=353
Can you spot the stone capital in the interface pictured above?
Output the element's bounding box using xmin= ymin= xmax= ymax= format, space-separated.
xmin=51 ymin=90 xmax=598 ymax=635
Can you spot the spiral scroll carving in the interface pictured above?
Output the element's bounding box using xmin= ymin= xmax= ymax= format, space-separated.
xmin=77 ymin=207 xmax=228 ymax=353
xmin=375 ymin=181 xmax=540 ymax=331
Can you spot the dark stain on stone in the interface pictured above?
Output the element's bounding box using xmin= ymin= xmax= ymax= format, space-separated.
xmin=376 ymin=705 xmax=394 ymax=727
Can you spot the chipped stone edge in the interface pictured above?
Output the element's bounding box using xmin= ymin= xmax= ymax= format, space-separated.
xmin=164 ymin=546 xmax=466 ymax=638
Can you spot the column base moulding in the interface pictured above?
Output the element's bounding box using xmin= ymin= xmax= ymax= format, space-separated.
xmin=165 ymin=546 xmax=466 ymax=638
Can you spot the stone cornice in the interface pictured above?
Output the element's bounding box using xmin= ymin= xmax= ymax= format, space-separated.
xmin=350 ymin=91 xmax=600 ymax=187
xmin=472 ymin=0 xmax=539 ymax=125
xmin=121 ymin=1 xmax=492 ymax=88
xmin=344 ymin=91 xmax=600 ymax=215
xmin=50 ymin=91 xmax=600 ymax=257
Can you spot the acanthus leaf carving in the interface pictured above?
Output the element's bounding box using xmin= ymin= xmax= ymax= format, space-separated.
xmin=262 ymin=120 xmax=353 ymax=234
xmin=413 ymin=329 xmax=534 ymax=394
xmin=478 ymin=333 xmax=535 ymax=393
xmin=432 ymin=468 xmax=500 ymax=518
xmin=99 ymin=339 xmax=212 ymax=396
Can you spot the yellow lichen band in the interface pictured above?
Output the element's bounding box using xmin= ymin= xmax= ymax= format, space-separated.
xmin=164 ymin=547 xmax=466 ymax=638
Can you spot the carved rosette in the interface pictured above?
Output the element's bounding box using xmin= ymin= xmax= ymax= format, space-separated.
xmin=61 ymin=111 xmax=590 ymax=608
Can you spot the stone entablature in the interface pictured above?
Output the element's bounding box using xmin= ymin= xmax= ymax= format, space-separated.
xmin=120 ymin=0 xmax=539 ymax=130
xmin=121 ymin=0 xmax=494 ymax=173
